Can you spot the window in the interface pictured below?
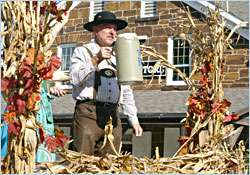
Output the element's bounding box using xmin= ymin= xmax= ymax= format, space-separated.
xmin=57 ymin=43 xmax=76 ymax=72
xmin=141 ymin=1 xmax=157 ymax=18
xmin=89 ymin=1 xmax=105 ymax=21
xmin=167 ymin=36 xmax=191 ymax=85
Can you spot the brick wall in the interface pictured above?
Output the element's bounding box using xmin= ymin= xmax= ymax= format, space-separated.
xmin=51 ymin=1 xmax=249 ymax=90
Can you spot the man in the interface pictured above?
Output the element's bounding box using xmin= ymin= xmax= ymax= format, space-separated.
xmin=69 ymin=11 xmax=143 ymax=156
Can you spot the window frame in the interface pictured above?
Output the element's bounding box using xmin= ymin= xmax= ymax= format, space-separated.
xmin=57 ymin=43 xmax=76 ymax=72
xmin=56 ymin=43 xmax=76 ymax=89
xmin=167 ymin=36 xmax=191 ymax=85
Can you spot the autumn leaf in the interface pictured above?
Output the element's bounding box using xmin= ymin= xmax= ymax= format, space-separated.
xmin=50 ymin=1 xmax=58 ymax=16
xmin=23 ymin=79 xmax=34 ymax=96
xmin=1 ymin=76 xmax=16 ymax=91
xmin=16 ymin=97 xmax=27 ymax=115
xmin=45 ymin=128 xmax=69 ymax=152
xmin=200 ymin=75 xmax=208 ymax=86
xmin=27 ymin=93 xmax=40 ymax=110
xmin=20 ymin=61 xmax=32 ymax=78
xmin=54 ymin=128 xmax=68 ymax=147
xmin=177 ymin=136 xmax=189 ymax=155
xmin=223 ymin=113 xmax=239 ymax=123
xmin=8 ymin=121 xmax=21 ymax=136
xmin=1 ymin=77 xmax=9 ymax=91
xmin=221 ymin=99 xmax=231 ymax=107
xmin=9 ymin=94 xmax=27 ymax=115
xmin=49 ymin=56 xmax=61 ymax=70
xmin=27 ymin=96 xmax=35 ymax=110
xmin=25 ymin=48 xmax=35 ymax=65
xmin=7 ymin=104 xmax=17 ymax=113
xmin=3 ymin=111 xmax=16 ymax=123
xmin=37 ymin=52 xmax=45 ymax=62
xmin=40 ymin=68 xmax=54 ymax=80
xmin=38 ymin=127 xmax=46 ymax=143
xmin=211 ymin=102 xmax=221 ymax=113
xmin=37 ymin=62 xmax=47 ymax=71
xmin=39 ymin=56 xmax=61 ymax=80
xmin=45 ymin=135 xmax=58 ymax=152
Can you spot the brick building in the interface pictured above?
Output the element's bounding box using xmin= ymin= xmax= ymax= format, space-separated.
xmin=47 ymin=1 xmax=249 ymax=158
xmin=2 ymin=1 xmax=247 ymax=158
xmin=51 ymin=1 xmax=249 ymax=90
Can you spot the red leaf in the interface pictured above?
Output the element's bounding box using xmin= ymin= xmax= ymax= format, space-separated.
xmin=23 ymin=79 xmax=34 ymax=96
xmin=191 ymin=97 xmax=198 ymax=104
xmin=50 ymin=2 xmax=58 ymax=16
xmin=200 ymin=75 xmax=208 ymax=86
xmin=39 ymin=127 xmax=46 ymax=143
xmin=38 ymin=56 xmax=61 ymax=80
xmin=15 ymin=95 xmax=27 ymax=115
xmin=223 ymin=113 xmax=239 ymax=123
xmin=1 ymin=77 xmax=8 ymax=91
xmin=20 ymin=61 xmax=32 ymax=78
xmin=7 ymin=104 xmax=17 ymax=113
xmin=211 ymin=102 xmax=221 ymax=113
xmin=222 ymin=99 xmax=231 ymax=107
xmin=45 ymin=135 xmax=58 ymax=152
xmin=44 ymin=129 xmax=69 ymax=152
xmin=1 ymin=76 xmax=16 ymax=91
xmin=54 ymin=129 xmax=68 ymax=147
xmin=37 ymin=52 xmax=45 ymax=62
xmin=49 ymin=56 xmax=61 ymax=70
xmin=8 ymin=121 xmax=21 ymax=136
xmin=41 ymin=68 xmax=54 ymax=80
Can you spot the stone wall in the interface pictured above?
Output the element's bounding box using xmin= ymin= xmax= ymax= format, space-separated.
xmin=51 ymin=1 xmax=249 ymax=90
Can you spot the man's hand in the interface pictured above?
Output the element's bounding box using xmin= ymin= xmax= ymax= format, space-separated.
xmin=133 ymin=124 xmax=143 ymax=136
xmin=50 ymin=86 xmax=66 ymax=97
xmin=92 ymin=47 xmax=112 ymax=66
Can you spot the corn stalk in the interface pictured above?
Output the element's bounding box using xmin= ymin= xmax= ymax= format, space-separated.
xmin=1 ymin=1 xmax=70 ymax=173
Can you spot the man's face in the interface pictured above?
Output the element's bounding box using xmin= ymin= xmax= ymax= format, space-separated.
xmin=93 ymin=23 xmax=117 ymax=47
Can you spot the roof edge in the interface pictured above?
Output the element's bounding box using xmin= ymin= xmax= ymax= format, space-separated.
xmin=184 ymin=1 xmax=249 ymax=40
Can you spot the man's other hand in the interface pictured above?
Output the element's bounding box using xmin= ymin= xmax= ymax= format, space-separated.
xmin=133 ymin=124 xmax=143 ymax=136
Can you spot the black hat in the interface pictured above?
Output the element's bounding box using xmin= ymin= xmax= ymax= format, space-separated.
xmin=84 ymin=11 xmax=128 ymax=32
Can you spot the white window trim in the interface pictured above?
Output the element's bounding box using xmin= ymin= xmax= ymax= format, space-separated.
xmin=167 ymin=36 xmax=191 ymax=86
xmin=140 ymin=1 xmax=146 ymax=18
xmin=89 ymin=1 xmax=95 ymax=22
xmin=57 ymin=43 xmax=76 ymax=73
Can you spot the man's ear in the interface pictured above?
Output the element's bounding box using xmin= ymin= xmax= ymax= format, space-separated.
xmin=92 ymin=26 xmax=98 ymax=33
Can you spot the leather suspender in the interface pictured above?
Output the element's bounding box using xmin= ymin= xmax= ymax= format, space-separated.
xmin=83 ymin=45 xmax=121 ymax=104
xmin=83 ymin=46 xmax=100 ymax=101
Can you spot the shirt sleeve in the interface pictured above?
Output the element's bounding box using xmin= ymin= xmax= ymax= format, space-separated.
xmin=69 ymin=47 xmax=96 ymax=86
xmin=120 ymin=85 xmax=139 ymax=126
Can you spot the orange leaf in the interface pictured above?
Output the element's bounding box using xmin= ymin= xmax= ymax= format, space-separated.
xmin=25 ymin=48 xmax=35 ymax=65
xmin=3 ymin=111 xmax=16 ymax=123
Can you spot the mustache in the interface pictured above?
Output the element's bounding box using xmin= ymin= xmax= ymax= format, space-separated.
xmin=107 ymin=34 xmax=116 ymax=39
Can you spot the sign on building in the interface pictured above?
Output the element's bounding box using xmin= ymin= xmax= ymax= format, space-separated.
xmin=142 ymin=60 xmax=166 ymax=77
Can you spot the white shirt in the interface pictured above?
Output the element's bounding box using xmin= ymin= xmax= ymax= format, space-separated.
xmin=69 ymin=40 xmax=139 ymax=126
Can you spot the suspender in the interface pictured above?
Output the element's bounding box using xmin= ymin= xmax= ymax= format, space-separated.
xmin=82 ymin=46 xmax=120 ymax=103
xmin=83 ymin=46 xmax=99 ymax=100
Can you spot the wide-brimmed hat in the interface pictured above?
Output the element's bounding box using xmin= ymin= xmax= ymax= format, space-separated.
xmin=84 ymin=11 xmax=128 ymax=32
